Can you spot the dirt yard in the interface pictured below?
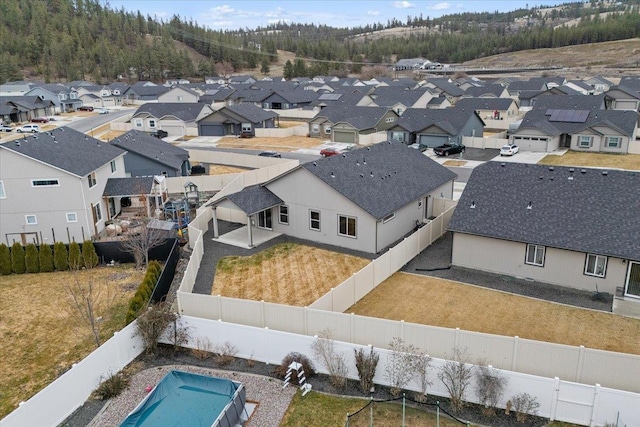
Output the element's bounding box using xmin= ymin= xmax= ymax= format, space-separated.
xmin=212 ymin=243 xmax=370 ymax=306
xmin=215 ymin=135 xmax=321 ymax=151
xmin=538 ymin=150 xmax=640 ymax=170
xmin=347 ymin=272 xmax=640 ymax=355
xmin=206 ymin=164 xmax=249 ymax=175
xmin=0 ymin=266 xmax=144 ymax=417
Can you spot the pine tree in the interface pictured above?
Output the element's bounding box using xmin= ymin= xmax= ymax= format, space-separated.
xmin=11 ymin=242 xmax=25 ymax=274
xmin=39 ymin=244 xmax=54 ymax=273
xmin=82 ymin=240 xmax=99 ymax=269
xmin=260 ymin=58 xmax=270 ymax=75
xmin=54 ymin=242 xmax=69 ymax=271
xmin=283 ymin=60 xmax=294 ymax=80
xmin=68 ymin=241 xmax=82 ymax=270
xmin=0 ymin=243 xmax=11 ymax=275
xmin=25 ymin=243 xmax=40 ymax=273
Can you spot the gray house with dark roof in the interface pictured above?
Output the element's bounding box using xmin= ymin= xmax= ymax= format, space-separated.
xmin=131 ymin=102 xmax=214 ymax=136
xmin=448 ymin=162 xmax=640 ymax=299
xmin=0 ymin=127 xmax=126 ymax=244
xmin=110 ymin=130 xmax=190 ymax=177
xmin=197 ymin=104 xmax=278 ymax=137
xmin=208 ymin=141 xmax=456 ymax=253
xmin=388 ymin=107 xmax=485 ymax=147
xmin=309 ymin=105 xmax=399 ymax=144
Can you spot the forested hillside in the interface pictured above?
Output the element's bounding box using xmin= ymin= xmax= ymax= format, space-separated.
xmin=1 ymin=0 xmax=639 ymax=84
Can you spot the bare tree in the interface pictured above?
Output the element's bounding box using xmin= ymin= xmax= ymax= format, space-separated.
xmin=510 ymin=392 xmax=540 ymax=423
xmin=214 ymin=61 xmax=234 ymax=80
xmin=360 ymin=65 xmax=392 ymax=80
xmin=135 ymin=302 xmax=189 ymax=355
xmin=384 ymin=337 xmax=418 ymax=397
xmin=354 ymin=346 xmax=380 ymax=394
xmin=66 ymin=271 xmax=116 ymax=347
xmin=119 ymin=219 xmax=167 ymax=269
xmin=437 ymin=347 xmax=474 ymax=411
xmin=475 ymin=362 xmax=508 ymax=416
xmin=311 ymin=328 xmax=349 ymax=389
xmin=412 ymin=350 xmax=433 ymax=402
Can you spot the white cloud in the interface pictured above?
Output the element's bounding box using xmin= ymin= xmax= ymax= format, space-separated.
xmin=429 ymin=2 xmax=451 ymax=11
xmin=210 ymin=20 xmax=234 ymax=27
xmin=394 ymin=1 xmax=415 ymax=9
xmin=367 ymin=10 xmax=381 ymax=16
xmin=213 ymin=5 xmax=236 ymax=16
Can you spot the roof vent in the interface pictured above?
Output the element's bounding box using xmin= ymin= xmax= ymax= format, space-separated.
xmin=313 ymin=162 xmax=317 ymax=166
xmin=15 ymin=141 xmax=20 ymax=146
xmin=548 ymin=166 xmax=554 ymax=171
xmin=569 ymin=168 xmax=575 ymax=173
xmin=580 ymin=169 xmax=587 ymax=174
xmin=360 ymin=173 xmax=364 ymax=178
xmin=356 ymin=160 xmax=360 ymax=166
xmin=539 ymin=176 xmax=543 ymax=180
xmin=366 ymin=147 xmax=371 ymax=150
xmin=568 ymin=175 xmax=573 ymax=181
xmin=470 ymin=201 xmax=476 ymax=209
xmin=527 ymin=201 xmax=532 ymax=210
xmin=330 ymin=172 xmax=335 ymax=178
xmin=370 ymin=171 xmax=374 ymax=177
xmin=602 ymin=170 xmax=608 ymax=176
xmin=501 ymin=163 xmax=506 ymax=167
xmin=363 ymin=157 xmax=367 ymax=164
xmin=342 ymin=153 xmax=346 ymax=157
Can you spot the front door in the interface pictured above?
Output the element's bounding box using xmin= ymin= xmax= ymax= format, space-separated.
xmin=625 ymin=262 xmax=640 ymax=298
xmin=258 ymin=209 xmax=272 ymax=230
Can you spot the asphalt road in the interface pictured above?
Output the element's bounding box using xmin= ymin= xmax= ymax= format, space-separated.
xmin=65 ymin=109 xmax=134 ymax=133
xmin=178 ymin=145 xmax=322 ymax=164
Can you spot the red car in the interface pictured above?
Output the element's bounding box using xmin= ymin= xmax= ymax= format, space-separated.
xmin=78 ymin=106 xmax=94 ymax=112
xmin=31 ymin=117 xmax=49 ymax=123
xmin=320 ymin=147 xmax=341 ymax=157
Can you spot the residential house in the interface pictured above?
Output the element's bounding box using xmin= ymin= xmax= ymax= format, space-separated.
xmin=197 ymin=104 xmax=278 ymax=137
xmin=158 ymin=86 xmax=200 ymax=103
xmin=122 ymin=82 xmax=170 ymax=103
xmin=511 ymin=96 xmax=636 ymax=153
xmin=205 ymin=76 xmax=225 ymax=85
xmin=356 ymin=87 xmax=436 ymax=115
xmin=199 ymin=87 xmax=237 ymax=108
xmin=228 ymin=75 xmax=257 ymax=85
xmin=605 ymin=86 xmax=640 ymax=112
xmin=447 ymin=161 xmax=640 ymax=299
xmin=1 ymin=96 xmax=55 ymax=122
xmin=130 ymin=103 xmax=214 ymax=137
xmin=584 ymin=76 xmax=614 ymax=94
xmin=260 ymin=88 xmax=318 ymax=110
xmin=75 ymin=85 xmax=120 ymax=108
xmin=394 ymin=58 xmax=428 ymax=71
xmin=425 ymin=97 xmax=452 ymax=109
xmin=25 ymin=84 xmax=81 ymax=113
xmin=110 ymin=130 xmax=191 ymax=177
xmin=454 ymin=98 xmax=519 ymax=121
xmin=387 ymin=107 xmax=484 ymax=147
xmin=421 ymin=78 xmax=465 ymax=103
xmin=461 ymin=84 xmax=511 ymax=99
xmin=309 ymin=105 xmax=400 ymax=144
xmin=0 ymin=82 xmax=33 ymax=97
xmin=209 ymin=141 xmax=457 ymax=253
xmin=0 ymin=127 xmax=126 ymax=244
xmin=563 ymin=80 xmax=596 ymax=95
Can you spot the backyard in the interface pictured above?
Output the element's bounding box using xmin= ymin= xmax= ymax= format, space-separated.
xmin=212 ymin=243 xmax=370 ymax=306
xmin=538 ymin=150 xmax=640 ymax=170
xmin=215 ymin=135 xmax=321 ymax=151
xmin=0 ymin=266 xmax=144 ymax=417
xmin=347 ymin=273 xmax=640 ymax=355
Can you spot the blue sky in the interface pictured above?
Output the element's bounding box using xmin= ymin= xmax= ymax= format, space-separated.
xmin=107 ymin=1 xmax=554 ymax=30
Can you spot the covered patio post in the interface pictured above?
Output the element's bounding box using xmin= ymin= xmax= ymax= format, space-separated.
xmin=212 ymin=207 xmax=219 ymax=238
xmin=247 ymin=215 xmax=253 ymax=248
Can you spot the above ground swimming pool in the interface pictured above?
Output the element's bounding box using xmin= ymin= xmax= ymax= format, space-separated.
xmin=119 ymin=370 xmax=246 ymax=427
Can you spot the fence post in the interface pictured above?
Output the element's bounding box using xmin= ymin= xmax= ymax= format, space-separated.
xmin=455 ymin=327 xmax=460 ymax=348
xmin=261 ymin=300 xmax=265 ymax=328
xmin=330 ymin=288 xmax=335 ymax=312
xmin=217 ymin=295 xmax=223 ymax=321
xmin=512 ymin=336 xmax=519 ymax=371
xmin=590 ymin=384 xmax=601 ymax=426
xmin=549 ymin=377 xmax=560 ymax=421
xmin=303 ymin=306 xmax=308 ymax=335
xmin=576 ymin=345 xmax=585 ymax=382
xmin=400 ymin=320 xmax=405 ymax=341
xmin=264 ymin=327 xmax=270 ymax=365
xmin=351 ymin=313 xmax=355 ymax=343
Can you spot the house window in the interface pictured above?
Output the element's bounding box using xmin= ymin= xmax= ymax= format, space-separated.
xmin=263 ymin=102 xmax=269 ymax=109
xmin=279 ymin=205 xmax=289 ymax=225
xmin=25 ymin=215 xmax=37 ymax=225
xmin=391 ymin=131 xmax=405 ymax=142
xmin=312 ymin=124 xmax=320 ymax=133
xmin=283 ymin=103 xmax=289 ymax=109
xmin=324 ymin=126 xmax=332 ymax=135
xmin=383 ymin=213 xmax=395 ymax=223
xmin=525 ymin=244 xmax=545 ymax=267
xmin=310 ymin=210 xmax=320 ymax=231
xmin=92 ymin=202 xmax=102 ymax=222
xmin=66 ymin=212 xmax=78 ymax=223
xmin=604 ymin=136 xmax=621 ymax=148
xmin=241 ymin=123 xmax=252 ymax=132
xmin=578 ymin=136 xmax=593 ymax=148
xmin=385 ymin=117 xmax=394 ymax=123
xmin=31 ymin=179 xmax=59 ymax=187
xmin=338 ymin=215 xmax=356 ymax=237
xmin=88 ymin=173 xmax=97 ymax=188
xmin=585 ymin=254 xmax=607 ymax=277
xmin=396 ymin=108 xmax=403 ymax=115
xmin=0 ymin=181 xmax=4 ymax=199
xmin=177 ymin=96 xmax=183 ymax=101
xmin=148 ymin=119 xmax=156 ymax=128
xmin=134 ymin=119 xmax=143 ymax=128
xmin=110 ymin=160 xmax=117 ymax=173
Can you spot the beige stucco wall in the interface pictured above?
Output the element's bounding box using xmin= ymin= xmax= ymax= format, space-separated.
xmin=451 ymin=233 xmax=627 ymax=295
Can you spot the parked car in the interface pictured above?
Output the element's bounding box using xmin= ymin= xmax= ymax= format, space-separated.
xmin=433 ymin=143 xmax=465 ymax=156
xmin=150 ymin=129 xmax=168 ymax=139
xmin=78 ymin=106 xmax=94 ymax=111
xmin=98 ymin=108 xmax=109 ymax=114
xmin=500 ymin=144 xmax=519 ymax=156
xmin=17 ymin=124 xmax=40 ymax=133
xmin=320 ymin=147 xmax=341 ymax=157
xmin=0 ymin=124 xmax=12 ymax=132
xmin=31 ymin=117 xmax=49 ymax=123
xmin=409 ymin=143 xmax=428 ymax=152
xmin=258 ymin=151 xmax=281 ymax=158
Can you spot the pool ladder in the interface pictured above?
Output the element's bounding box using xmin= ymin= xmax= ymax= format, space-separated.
xmin=283 ymin=361 xmax=312 ymax=396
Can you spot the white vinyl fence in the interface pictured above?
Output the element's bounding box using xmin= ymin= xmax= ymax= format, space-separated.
xmin=462 ymin=135 xmax=509 ymax=149
xmin=175 ymin=316 xmax=640 ymax=427
xmin=358 ymin=131 xmax=388 ymax=146
xmin=0 ymin=322 xmax=144 ymax=427
xmin=255 ymin=125 xmax=308 ymax=137
xmin=629 ymin=140 xmax=640 ymax=155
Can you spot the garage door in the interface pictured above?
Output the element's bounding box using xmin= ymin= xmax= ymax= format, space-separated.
xmin=419 ymin=135 xmax=448 ymax=148
xmin=199 ymin=124 xmax=225 ymax=136
xmin=161 ymin=125 xmax=184 ymax=136
xmin=333 ymin=130 xmax=356 ymax=143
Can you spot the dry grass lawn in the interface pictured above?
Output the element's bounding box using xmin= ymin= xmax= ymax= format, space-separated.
xmin=539 ymin=151 xmax=640 ymax=171
xmin=207 ymin=164 xmax=249 ymax=175
xmin=215 ymin=135 xmax=320 ymax=151
xmin=347 ymin=273 xmax=640 ymax=355
xmin=212 ymin=243 xmax=369 ymax=306
xmin=98 ymin=129 xmax=126 ymax=141
xmin=0 ymin=266 xmax=144 ymax=417
xmin=442 ymin=160 xmax=467 ymax=167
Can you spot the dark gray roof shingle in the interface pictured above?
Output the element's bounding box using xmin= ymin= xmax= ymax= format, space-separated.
xmin=302 ymin=141 xmax=457 ymax=220
xmin=226 ymin=185 xmax=283 ymax=215
xmin=111 ymin=130 xmax=188 ymax=170
xmin=1 ymin=127 xmax=125 ymax=177
xmin=103 ymin=177 xmax=155 ymax=196
xmin=132 ymin=103 xmax=209 ymax=121
xmin=447 ymin=162 xmax=640 ymax=261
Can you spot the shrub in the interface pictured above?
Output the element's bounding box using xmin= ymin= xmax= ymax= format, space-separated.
xmin=0 ymin=243 xmax=11 ymax=275
xmin=354 ymin=346 xmax=379 ymax=394
xmin=191 ymin=336 xmax=214 ymax=360
xmin=437 ymin=347 xmax=474 ymax=411
xmin=10 ymin=242 xmax=25 ymax=274
xmin=68 ymin=241 xmax=82 ymax=270
xmin=93 ymin=372 xmax=129 ymax=400
xmin=476 ymin=363 xmax=508 ymax=416
xmin=25 ymin=243 xmax=40 ymax=273
xmin=135 ymin=302 xmax=187 ymax=355
xmin=511 ymin=393 xmax=540 ymax=423
xmin=214 ymin=341 xmax=238 ymax=366
xmin=82 ymin=240 xmax=99 ymax=268
xmin=274 ymin=352 xmax=315 ymax=386
xmin=385 ymin=337 xmax=419 ymax=398
xmin=53 ymin=242 xmax=69 ymax=271
xmin=39 ymin=244 xmax=54 ymax=272
xmin=125 ymin=261 xmax=162 ymax=324
xmin=311 ymin=328 xmax=348 ymax=389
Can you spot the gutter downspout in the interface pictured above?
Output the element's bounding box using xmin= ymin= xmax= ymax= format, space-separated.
xmin=79 ymin=177 xmax=91 ymax=241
